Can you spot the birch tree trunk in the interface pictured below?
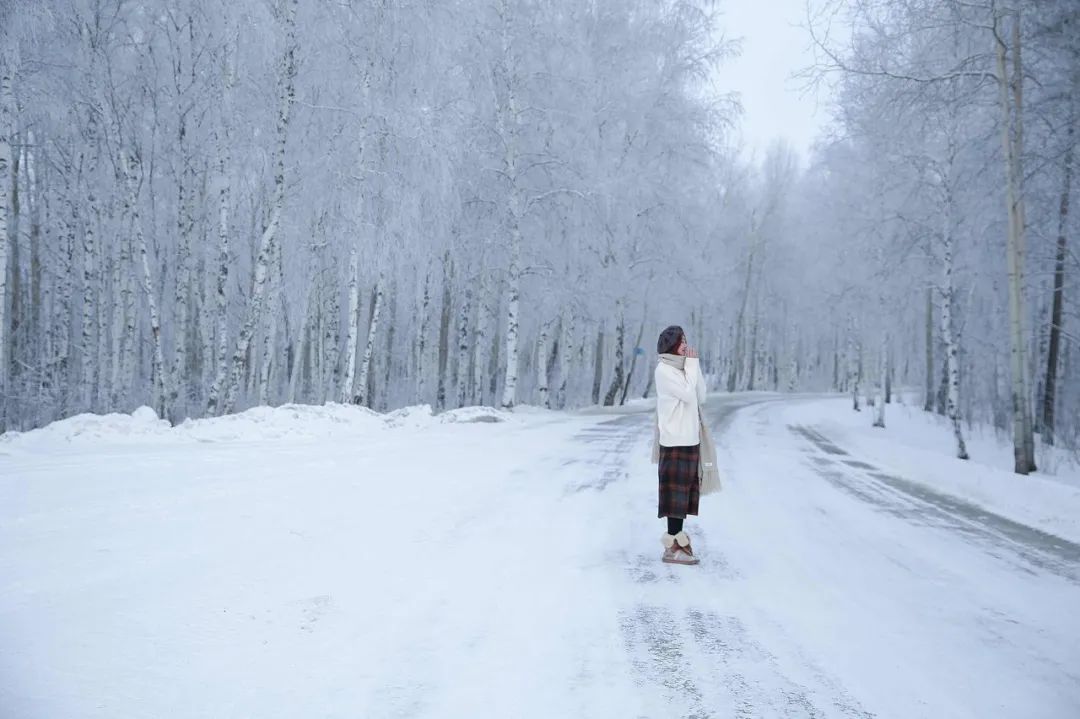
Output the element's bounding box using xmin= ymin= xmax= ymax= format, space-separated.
xmin=108 ymin=198 xmax=125 ymax=407
xmin=500 ymin=257 xmax=520 ymax=409
xmin=602 ymin=305 xmax=625 ymax=406
xmin=832 ymin=332 xmax=840 ymax=391
xmin=416 ymin=270 xmax=431 ymax=404
xmin=206 ymin=180 xmax=230 ymax=411
xmin=94 ymin=225 xmax=111 ymax=413
xmin=0 ymin=62 xmax=11 ymax=426
xmin=536 ymin=319 xmax=551 ymax=408
xmin=340 ymin=244 xmax=361 ymax=403
xmin=123 ymin=150 xmax=169 ymax=419
xmin=1011 ymin=13 xmax=1036 ymax=471
xmin=455 ymin=286 xmax=472 ymax=408
xmin=557 ymin=310 xmax=573 ymax=408
xmin=322 ymin=280 xmax=341 ymax=403
xmin=220 ymin=0 xmax=296 ymax=415
xmin=355 ymin=276 xmax=383 ymax=407
xmin=885 ymin=348 xmax=893 ymax=404
xmin=787 ymin=322 xmax=799 ymax=392
xmin=497 ymin=0 xmax=523 ymax=410
xmin=471 ymin=291 xmax=489 ymax=407
xmin=9 ymin=139 xmax=24 ymax=403
xmin=80 ymin=59 xmax=101 ymax=412
xmin=873 ymin=332 xmax=887 ymax=428
xmin=847 ymin=315 xmax=860 ymax=411
xmin=26 ymin=132 xmax=43 ymax=407
xmin=1041 ymin=88 xmax=1074 ymax=446
xmin=488 ymin=315 xmax=501 ymax=403
xmin=207 ymin=39 xmax=235 ymax=416
xmin=257 ymin=244 xmax=282 ymax=406
xmin=113 ymin=156 xmax=137 ymax=409
xmin=941 ymin=185 xmax=969 ymax=460
xmin=747 ymin=306 xmax=760 ymax=391
xmin=221 ymin=209 xmax=282 ymax=413
xmin=436 ymin=263 xmax=451 ymax=410
xmin=729 ymin=224 xmax=757 ymax=392
xmin=994 ymin=5 xmax=1035 ymax=473
xmin=309 ymin=288 xmax=323 ymax=399
xmin=591 ymin=325 xmax=604 ymax=405
xmin=288 ymin=291 xmax=311 ymax=403
xmin=620 ymin=314 xmax=647 ymax=405
xmin=57 ymin=152 xmax=77 ymax=411
xmin=380 ymin=285 xmax=396 ymax=411
xmin=924 ymin=284 xmax=935 ymax=413
xmin=171 ymin=186 xmax=192 ymax=412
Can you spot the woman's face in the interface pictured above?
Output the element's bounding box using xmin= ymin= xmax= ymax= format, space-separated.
xmin=676 ymin=335 xmax=688 ymax=356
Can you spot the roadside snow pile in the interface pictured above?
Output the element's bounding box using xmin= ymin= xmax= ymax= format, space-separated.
xmin=383 ymin=404 xmax=437 ymax=429
xmin=1 ymin=402 xmax=515 ymax=451
xmin=176 ymin=403 xmax=385 ymax=442
xmin=0 ymin=406 xmax=173 ymax=449
xmin=782 ymin=397 xmax=1080 ymax=545
xmin=384 ymin=404 xmax=510 ymax=427
xmin=438 ymin=406 xmax=507 ymax=423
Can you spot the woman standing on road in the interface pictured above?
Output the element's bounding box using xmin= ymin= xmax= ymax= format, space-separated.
xmin=653 ymin=325 xmax=717 ymax=565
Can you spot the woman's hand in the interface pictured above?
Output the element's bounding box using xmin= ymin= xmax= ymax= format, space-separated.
xmin=676 ymin=336 xmax=697 ymax=358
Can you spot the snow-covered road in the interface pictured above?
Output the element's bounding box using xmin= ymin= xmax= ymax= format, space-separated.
xmin=2 ymin=396 xmax=1078 ymax=718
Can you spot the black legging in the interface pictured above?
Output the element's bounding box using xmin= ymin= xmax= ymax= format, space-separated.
xmin=667 ymin=517 xmax=684 ymax=536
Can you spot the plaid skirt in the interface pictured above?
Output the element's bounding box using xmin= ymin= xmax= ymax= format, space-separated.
xmin=657 ymin=444 xmax=700 ymax=519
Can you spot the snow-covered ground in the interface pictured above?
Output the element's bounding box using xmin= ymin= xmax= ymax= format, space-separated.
xmin=781 ymin=396 xmax=1080 ymax=545
xmin=2 ymin=394 xmax=1078 ymax=718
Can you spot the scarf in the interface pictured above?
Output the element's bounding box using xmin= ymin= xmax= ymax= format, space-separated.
xmin=658 ymin=353 xmax=685 ymax=371
xmin=651 ymin=354 xmax=722 ymax=495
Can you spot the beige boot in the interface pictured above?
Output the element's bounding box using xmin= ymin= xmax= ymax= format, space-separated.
xmin=661 ymin=531 xmax=700 ymax=565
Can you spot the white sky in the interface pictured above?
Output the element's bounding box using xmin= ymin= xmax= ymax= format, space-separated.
xmin=711 ymin=0 xmax=831 ymax=164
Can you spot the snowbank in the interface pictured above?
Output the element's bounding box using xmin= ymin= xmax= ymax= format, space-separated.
xmin=0 ymin=405 xmax=174 ymax=448
xmin=0 ymin=402 xmax=514 ymax=451
xmin=781 ymin=397 xmax=1080 ymax=545
xmin=0 ymin=396 xmax=613 ymax=718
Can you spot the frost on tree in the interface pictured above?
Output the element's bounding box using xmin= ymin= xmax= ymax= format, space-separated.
xmin=354 ymin=276 xmax=383 ymax=408
xmin=219 ymin=0 xmax=297 ymax=416
xmin=4 ymin=0 xmax=1078 ymax=460
xmin=0 ymin=59 xmax=11 ymax=428
xmin=341 ymin=244 xmax=361 ymax=404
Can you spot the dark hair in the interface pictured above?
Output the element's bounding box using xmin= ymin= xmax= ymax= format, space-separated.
xmin=656 ymin=325 xmax=684 ymax=355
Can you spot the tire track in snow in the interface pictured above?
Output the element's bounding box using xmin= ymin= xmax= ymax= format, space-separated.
xmin=565 ymin=413 xmax=649 ymax=493
xmin=615 ymin=600 xmax=873 ymax=718
xmin=789 ymin=423 xmax=1080 ymax=583
xmin=573 ymin=401 xmax=874 ymax=718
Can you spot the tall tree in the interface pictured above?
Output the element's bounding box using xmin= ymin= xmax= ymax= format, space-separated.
xmin=219 ymin=0 xmax=297 ymax=416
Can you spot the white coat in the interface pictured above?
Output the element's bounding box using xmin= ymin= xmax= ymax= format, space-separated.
xmin=655 ymin=356 xmax=706 ymax=447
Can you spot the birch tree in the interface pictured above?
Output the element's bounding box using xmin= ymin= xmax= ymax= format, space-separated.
xmin=218 ymin=0 xmax=296 ymax=416
xmin=25 ymin=0 xmax=1080 ymax=458
xmin=207 ymin=25 xmax=236 ymax=415
xmin=455 ymin=285 xmax=472 ymax=408
xmin=493 ymin=0 xmax=525 ymax=410
xmin=0 ymin=58 xmax=11 ymax=427
xmin=807 ymin=0 xmax=1057 ymax=469
xmin=1041 ymin=86 xmax=1075 ymax=446
xmin=124 ymin=149 xmax=169 ymax=419
xmin=939 ymin=158 xmax=970 ymax=459
xmin=354 ymin=275 xmax=383 ymax=407
xmin=992 ymin=2 xmax=1036 ymax=472
xmin=341 ymin=244 xmax=361 ymax=403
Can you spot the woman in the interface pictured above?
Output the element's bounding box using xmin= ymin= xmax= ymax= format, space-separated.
xmin=653 ymin=325 xmax=707 ymax=565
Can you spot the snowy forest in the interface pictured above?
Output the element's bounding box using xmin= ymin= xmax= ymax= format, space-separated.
xmin=0 ymin=0 xmax=1077 ymax=471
